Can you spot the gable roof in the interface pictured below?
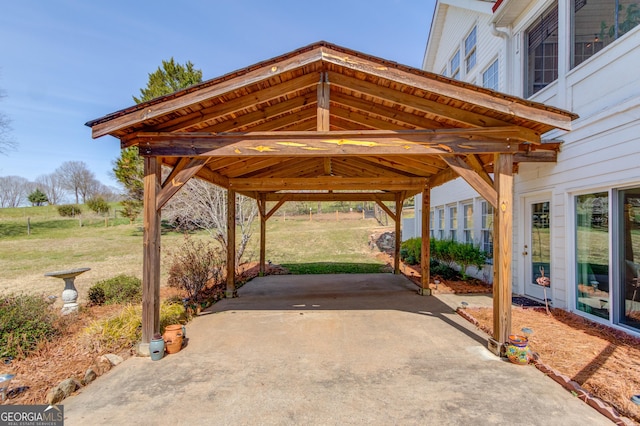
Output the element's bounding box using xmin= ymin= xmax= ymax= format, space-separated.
xmin=86 ymin=41 xmax=577 ymax=202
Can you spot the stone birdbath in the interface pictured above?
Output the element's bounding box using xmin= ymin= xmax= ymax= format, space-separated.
xmin=44 ymin=267 xmax=90 ymax=315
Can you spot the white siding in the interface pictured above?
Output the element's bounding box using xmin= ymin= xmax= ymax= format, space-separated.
xmin=413 ymin=0 xmax=640 ymax=336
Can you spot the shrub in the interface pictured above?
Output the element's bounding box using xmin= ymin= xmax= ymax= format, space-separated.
xmin=0 ymin=294 xmax=59 ymax=359
xmin=57 ymin=204 xmax=82 ymax=217
xmin=400 ymin=237 xmax=422 ymax=265
xmin=81 ymin=300 xmax=186 ymax=353
xmin=431 ymin=262 xmax=461 ymax=281
xmin=454 ymin=243 xmax=487 ymax=279
xmin=167 ymin=236 xmax=224 ymax=302
xmin=87 ymin=197 xmax=109 ymax=214
xmin=88 ymin=275 xmax=142 ymax=306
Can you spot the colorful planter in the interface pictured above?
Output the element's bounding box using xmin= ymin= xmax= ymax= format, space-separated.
xmin=506 ymin=334 xmax=531 ymax=365
xmin=149 ymin=338 xmax=165 ymax=361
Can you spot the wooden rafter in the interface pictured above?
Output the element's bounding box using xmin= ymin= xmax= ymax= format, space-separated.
xmin=228 ymin=177 xmax=427 ymax=191
xmin=157 ymin=157 xmax=210 ymax=210
xmin=440 ymin=155 xmax=497 ymax=208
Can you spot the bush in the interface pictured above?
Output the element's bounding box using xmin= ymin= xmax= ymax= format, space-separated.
xmin=81 ymin=300 xmax=186 ymax=353
xmin=88 ymin=275 xmax=142 ymax=306
xmin=0 ymin=294 xmax=59 ymax=359
xmin=400 ymin=237 xmax=422 ymax=265
xmin=454 ymin=243 xmax=487 ymax=279
xmin=167 ymin=236 xmax=224 ymax=302
xmin=57 ymin=204 xmax=82 ymax=217
xmin=431 ymin=262 xmax=462 ymax=281
xmin=87 ymin=197 xmax=110 ymax=214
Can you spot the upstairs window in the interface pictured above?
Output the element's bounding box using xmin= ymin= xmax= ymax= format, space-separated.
xmin=465 ymin=26 xmax=477 ymax=73
xmin=572 ymin=0 xmax=640 ymax=68
xmin=525 ymin=3 xmax=559 ymax=97
xmin=450 ymin=50 xmax=460 ymax=80
xmin=483 ymin=59 xmax=499 ymax=91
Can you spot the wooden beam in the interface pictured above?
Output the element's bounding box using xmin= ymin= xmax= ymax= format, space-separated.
xmin=374 ymin=198 xmax=396 ymax=221
xmin=330 ymin=105 xmax=410 ymax=131
xmin=440 ymin=155 xmax=498 ymax=209
xmin=394 ymin=193 xmax=403 ymax=274
xmin=428 ymin=167 xmax=458 ymax=188
xmin=226 ymin=189 xmax=236 ymax=298
xmin=229 ymin=177 xmax=427 ymax=191
xmin=259 ymin=193 xmax=266 ymax=276
xmin=330 ymin=91 xmax=445 ymax=130
xmin=321 ymin=48 xmax=575 ymax=131
xmin=317 ymin=72 xmax=330 ymax=131
xmin=465 ymin=154 xmax=493 ymax=186
xmin=156 ymin=157 xmax=210 ymax=210
xmin=263 ymin=192 xmax=397 ymax=202
xmin=92 ymin=48 xmax=324 ymax=138
xmin=159 ymin=74 xmax=319 ymax=132
xmin=132 ymin=128 xmax=525 ymax=157
xmin=162 ymin=157 xmax=190 ymax=188
xmin=491 ymin=153 xmax=513 ymax=354
xmin=142 ymin=157 xmax=161 ymax=345
xmin=198 ymin=94 xmax=317 ymax=134
xmin=327 ymin=72 xmax=547 ymax=138
xmin=420 ymin=186 xmax=431 ymax=295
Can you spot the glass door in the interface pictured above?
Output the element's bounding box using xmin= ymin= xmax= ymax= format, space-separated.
xmin=524 ymin=200 xmax=551 ymax=301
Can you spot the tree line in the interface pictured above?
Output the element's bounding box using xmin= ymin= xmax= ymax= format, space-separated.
xmin=0 ymin=160 xmax=117 ymax=208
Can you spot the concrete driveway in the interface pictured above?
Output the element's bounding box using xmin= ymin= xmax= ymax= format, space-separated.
xmin=63 ymin=274 xmax=609 ymax=425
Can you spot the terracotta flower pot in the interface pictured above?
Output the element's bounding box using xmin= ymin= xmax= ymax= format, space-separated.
xmin=163 ymin=324 xmax=184 ymax=354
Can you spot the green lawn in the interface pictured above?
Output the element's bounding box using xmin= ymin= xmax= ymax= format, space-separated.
xmin=0 ymin=205 xmax=392 ymax=297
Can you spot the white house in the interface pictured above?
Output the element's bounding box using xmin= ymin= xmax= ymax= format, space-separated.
xmin=406 ymin=0 xmax=640 ymax=336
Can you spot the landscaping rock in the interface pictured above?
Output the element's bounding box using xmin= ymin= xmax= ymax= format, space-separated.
xmin=101 ymin=354 xmax=123 ymax=366
xmin=95 ymin=357 xmax=112 ymax=374
xmin=46 ymin=378 xmax=81 ymax=404
xmin=82 ymin=368 xmax=97 ymax=386
xmin=373 ymin=232 xmax=395 ymax=251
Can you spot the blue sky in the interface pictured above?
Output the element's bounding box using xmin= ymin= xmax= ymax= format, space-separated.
xmin=0 ymin=0 xmax=435 ymax=188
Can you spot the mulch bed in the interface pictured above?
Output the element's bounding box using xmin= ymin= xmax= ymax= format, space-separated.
xmin=461 ymin=307 xmax=640 ymax=424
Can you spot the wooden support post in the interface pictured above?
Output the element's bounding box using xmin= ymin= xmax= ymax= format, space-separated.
xmin=259 ymin=193 xmax=266 ymax=276
xmin=394 ymin=194 xmax=402 ymax=274
xmin=142 ymin=156 xmax=161 ymax=346
xmin=489 ymin=153 xmax=513 ymax=356
xmin=317 ymin=72 xmax=330 ymax=131
xmin=226 ymin=189 xmax=236 ymax=298
xmin=420 ymin=187 xmax=432 ymax=295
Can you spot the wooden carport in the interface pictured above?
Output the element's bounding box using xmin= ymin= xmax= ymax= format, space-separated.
xmin=86 ymin=42 xmax=577 ymax=355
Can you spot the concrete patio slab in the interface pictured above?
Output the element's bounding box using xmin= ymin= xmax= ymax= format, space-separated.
xmin=62 ymin=274 xmax=610 ymax=425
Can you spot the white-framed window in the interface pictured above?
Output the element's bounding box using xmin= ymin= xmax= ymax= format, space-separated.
xmin=441 ymin=67 xmax=447 ymax=77
xmin=448 ymin=206 xmax=458 ymax=240
xmin=438 ymin=208 xmax=445 ymax=239
xmin=481 ymin=201 xmax=494 ymax=259
xmin=463 ymin=203 xmax=473 ymax=243
xmin=483 ymin=59 xmax=499 ymax=91
xmin=450 ymin=50 xmax=460 ymax=80
xmin=464 ymin=26 xmax=477 ymax=73
xmin=571 ymin=0 xmax=639 ymax=69
xmin=525 ymin=2 xmax=559 ymax=97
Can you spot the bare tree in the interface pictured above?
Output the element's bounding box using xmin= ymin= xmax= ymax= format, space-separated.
xmin=56 ymin=161 xmax=98 ymax=204
xmin=0 ymin=175 xmax=29 ymax=207
xmin=164 ymin=178 xmax=258 ymax=264
xmin=35 ymin=172 xmax=66 ymax=205
xmin=0 ymin=84 xmax=16 ymax=155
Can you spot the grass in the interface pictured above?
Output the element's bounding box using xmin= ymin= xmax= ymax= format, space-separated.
xmin=0 ymin=205 xmax=392 ymax=298
xmin=281 ymin=262 xmax=388 ymax=274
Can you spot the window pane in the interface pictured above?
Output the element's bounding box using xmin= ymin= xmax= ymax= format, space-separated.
xmin=571 ymin=0 xmax=638 ymax=68
xmin=526 ymin=3 xmax=559 ymax=96
xmin=576 ymin=192 xmax=609 ymax=319
xmin=450 ymin=50 xmax=460 ymax=80
xmin=483 ymin=60 xmax=499 ymax=91
xmin=619 ymin=188 xmax=640 ymax=331
xmin=465 ymin=27 xmax=477 ymax=73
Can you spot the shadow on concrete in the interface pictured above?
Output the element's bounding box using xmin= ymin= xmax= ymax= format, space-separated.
xmin=206 ymin=273 xmax=488 ymax=346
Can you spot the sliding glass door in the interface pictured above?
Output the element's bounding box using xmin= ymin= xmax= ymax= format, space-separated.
xmin=618 ymin=188 xmax=640 ymax=330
